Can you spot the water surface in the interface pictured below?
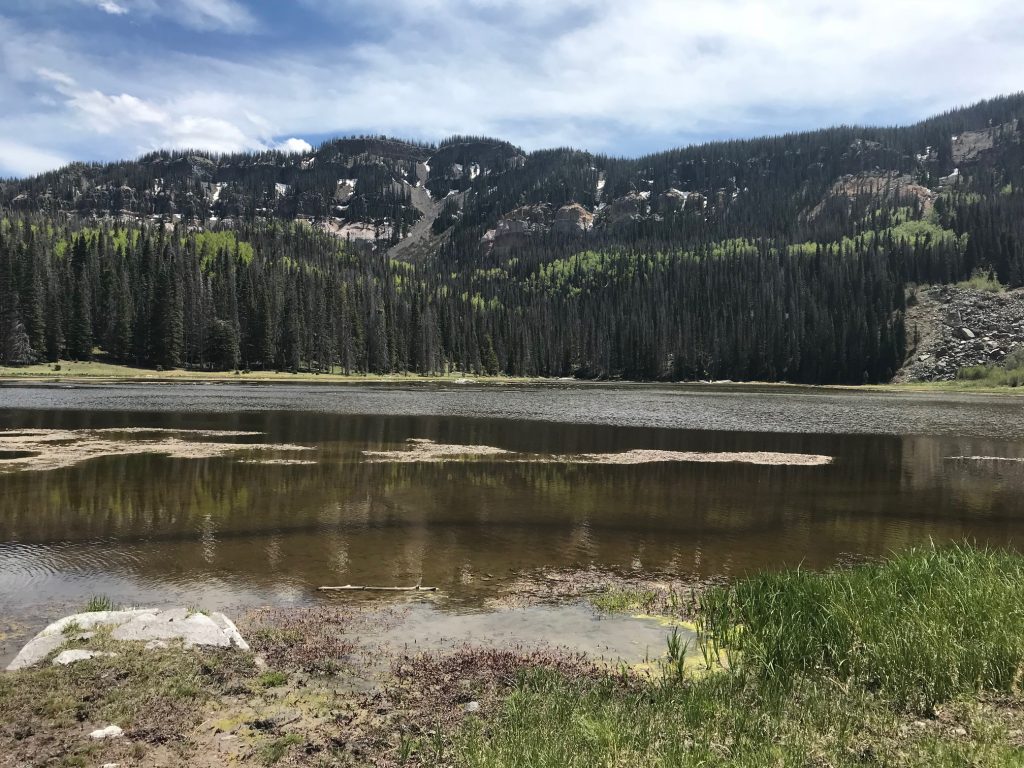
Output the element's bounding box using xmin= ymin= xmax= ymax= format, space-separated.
xmin=2 ymin=381 xmax=1023 ymax=660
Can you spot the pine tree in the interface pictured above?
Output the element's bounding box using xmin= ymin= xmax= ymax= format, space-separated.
xmin=68 ymin=235 xmax=93 ymax=360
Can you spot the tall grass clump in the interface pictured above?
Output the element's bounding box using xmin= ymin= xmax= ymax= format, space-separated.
xmin=955 ymin=271 xmax=1005 ymax=292
xmin=700 ymin=544 xmax=1024 ymax=712
xmin=84 ymin=595 xmax=115 ymax=612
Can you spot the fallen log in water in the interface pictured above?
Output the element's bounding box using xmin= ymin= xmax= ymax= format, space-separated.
xmin=317 ymin=584 xmax=438 ymax=592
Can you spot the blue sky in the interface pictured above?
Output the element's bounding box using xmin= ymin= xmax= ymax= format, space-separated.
xmin=1 ymin=0 xmax=1022 ymax=177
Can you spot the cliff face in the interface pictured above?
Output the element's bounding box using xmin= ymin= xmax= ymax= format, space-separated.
xmin=897 ymin=285 xmax=1024 ymax=381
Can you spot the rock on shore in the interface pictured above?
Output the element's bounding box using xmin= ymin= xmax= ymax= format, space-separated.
xmin=5 ymin=608 xmax=249 ymax=671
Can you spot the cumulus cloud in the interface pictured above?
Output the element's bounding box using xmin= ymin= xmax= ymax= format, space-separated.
xmin=1 ymin=0 xmax=1023 ymax=176
xmin=275 ymin=137 xmax=314 ymax=154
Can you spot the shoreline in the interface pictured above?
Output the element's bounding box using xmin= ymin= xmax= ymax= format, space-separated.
xmin=3 ymin=547 xmax=1023 ymax=766
xmin=1 ymin=361 xmax=1023 ymax=395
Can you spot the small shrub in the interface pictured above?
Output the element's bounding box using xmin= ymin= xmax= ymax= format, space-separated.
xmin=1003 ymin=347 xmax=1024 ymax=370
xmin=957 ymin=365 xmax=990 ymax=381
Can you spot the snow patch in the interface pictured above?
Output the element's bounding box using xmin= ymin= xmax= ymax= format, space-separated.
xmin=274 ymin=183 xmax=290 ymax=197
xmin=469 ymin=163 xmax=481 ymax=180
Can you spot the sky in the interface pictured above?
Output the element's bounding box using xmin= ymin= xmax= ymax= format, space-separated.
xmin=0 ymin=0 xmax=1022 ymax=178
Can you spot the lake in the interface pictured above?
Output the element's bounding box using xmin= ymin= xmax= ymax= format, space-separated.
xmin=2 ymin=381 xmax=1024 ymax=661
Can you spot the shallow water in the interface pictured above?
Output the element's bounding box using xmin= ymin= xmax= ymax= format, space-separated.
xmin=371 ymin=603 xmax=687 ymax=665
xmin=2 ymin=381 xmax=1024 ymax=662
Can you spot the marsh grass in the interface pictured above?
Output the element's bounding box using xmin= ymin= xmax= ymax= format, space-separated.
xmin=589 ymin=587 xmax=658 ymax=614
xmin=587 ymin=582 xmax=702 ymax=621
xmin=456 ymin=545 xmax=1024 ymax=767
xmin=700 ymin=544 xmax=1024 ymax=712
xmin=84 ymin=594 xmax=115 ymax=612
xmin=457 ymin=669 xmax=1024 ymax=767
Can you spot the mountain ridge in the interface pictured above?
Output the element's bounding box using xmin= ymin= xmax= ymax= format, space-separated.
xmin=2 ymin=94 xmax=1024 ymax=383
xmin=3 ymin=93 xmax=1022 ymax=268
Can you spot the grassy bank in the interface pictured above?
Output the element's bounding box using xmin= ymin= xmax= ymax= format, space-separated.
xmin=3 ymin=547 xmax=1024 ymax=766
xmin=0 ymin=359 xmax=534 ymax=384
xmin=456 ymin=545 xmax=1024 ymax=767
xmin=874 ymin=379 xmax=1024 ymax=394
xmin=893 ymin=349 xmax=1024 ymax=393
xmin=6 ymin=359 xmax=1024 ymax=395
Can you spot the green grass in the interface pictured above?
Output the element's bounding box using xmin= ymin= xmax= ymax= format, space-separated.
xmin=957 ymin=365 xmax=1024 ymax=387
xmin=84 ymin=595 xmax=115 ymax=612
xmin=454 ymin=545 xmax=1024 ymax=767
xmin=256 ymin=670 xmax=288 ymax=688
xmin=700 ymin=544 xmax=1024 ymax=712
xmin=956 ymin=272 xmax=1006 ymax=292
xmin=457 ymin=669 xmax=1024 ymax=767
xmin=589 ymin=587 xmax=659 ymax=614
xmin=958 ymin=348 xmax=1024 ymax=388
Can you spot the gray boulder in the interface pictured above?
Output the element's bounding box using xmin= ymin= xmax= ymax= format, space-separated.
xmin=5 ymin=608 xmax=249 ymax=671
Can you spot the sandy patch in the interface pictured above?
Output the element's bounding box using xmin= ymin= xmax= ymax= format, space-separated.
xmin=92 ymin=428 xmax=263 ymax=437
xmin=362 ymin=439 xmax=832 ymax=467
xmin=363 ymin=438 xmax=512 ymax=462
xmin=0 ymin=429 xmax=312 ymax=473
xmin=238 ymin=458 xmax=318 ymax=466
xmin=568 ymin=449 xmax=832 ymax=466
xmin=946 ymin=456 xmax=1024 ymax=463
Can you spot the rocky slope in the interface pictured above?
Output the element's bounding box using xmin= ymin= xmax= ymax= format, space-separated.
xmin=897 ymin=285 xmax=1024 ymax=381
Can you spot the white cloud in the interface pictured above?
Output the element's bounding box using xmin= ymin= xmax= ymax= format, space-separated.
xmin=69 ymin=91 xmax=168 ymax=132
xmin=275 ymin=137 xmax=313 ymax=154
xmin=0 ymin=139 xmax=67 ymax=177
xmin=2 ymin=0 xmax=1024 ymax=176
xmin=79 ymin=0 xmax=129 ymax=15
xmin=74 ymin=0 xmax=257 ymax=31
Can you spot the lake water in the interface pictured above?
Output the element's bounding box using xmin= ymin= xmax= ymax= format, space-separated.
xmin=2 ymin=381 xmax=1024 ymax=661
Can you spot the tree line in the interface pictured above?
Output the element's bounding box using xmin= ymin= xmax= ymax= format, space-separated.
xmin=0 ymin=209 xmax=981 ymax=384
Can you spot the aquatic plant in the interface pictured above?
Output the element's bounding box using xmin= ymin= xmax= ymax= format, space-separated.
xmin=84 ymin=595 xmax=114 ymax=612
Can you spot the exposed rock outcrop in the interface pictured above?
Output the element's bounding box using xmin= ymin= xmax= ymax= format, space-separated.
xmin=553 ymin=203 xmax=594 ymax=234
xmin=897 ymin=285 xmax=1024 ymax=381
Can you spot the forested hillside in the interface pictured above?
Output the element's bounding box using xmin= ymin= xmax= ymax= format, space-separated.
xmin=1 ymin=95 xmax=1023 ymax=383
